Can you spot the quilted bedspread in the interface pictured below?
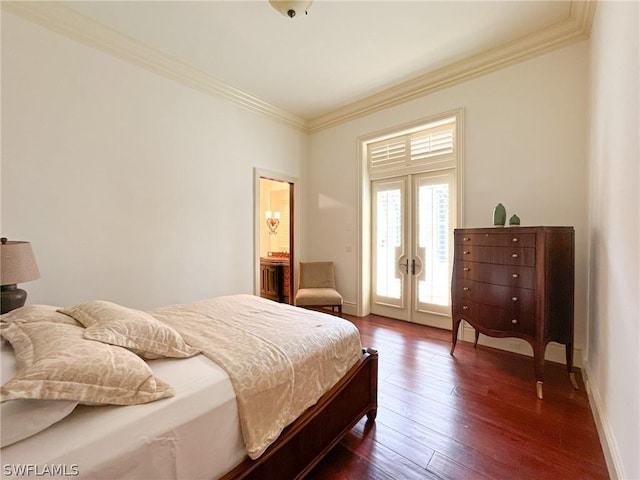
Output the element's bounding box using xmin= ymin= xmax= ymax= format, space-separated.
xmin=148 ymin=294 xmax=362 ymax=459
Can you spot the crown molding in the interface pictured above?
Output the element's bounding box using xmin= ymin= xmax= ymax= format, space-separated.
xmin=1 ymin=1 xmax=309 ymax=132
xmin=307 ymin=0 xmax=596 ymax=133
xmin=3 ymin=1 xmax=595 ymax=136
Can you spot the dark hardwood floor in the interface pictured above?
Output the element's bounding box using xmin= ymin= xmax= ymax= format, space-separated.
xmin=307 ymin=314 xmax=609 ymax=480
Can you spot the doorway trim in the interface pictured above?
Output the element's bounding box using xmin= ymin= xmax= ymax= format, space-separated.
xmin=357 ymin=108 xmax=465 ymax=318
xmin=254 ymin=168 xmax=300 ymax=302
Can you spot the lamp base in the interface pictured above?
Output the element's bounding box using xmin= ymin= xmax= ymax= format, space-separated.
xmin=1 ymin=284 xmax=27 ymax=314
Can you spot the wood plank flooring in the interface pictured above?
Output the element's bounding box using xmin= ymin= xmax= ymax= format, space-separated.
xmin=307 ymin=314 xmax=609 ymax=480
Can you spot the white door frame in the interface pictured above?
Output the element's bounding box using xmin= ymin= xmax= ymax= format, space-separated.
xmin=357 ymin=108 xmax=465 ymax=320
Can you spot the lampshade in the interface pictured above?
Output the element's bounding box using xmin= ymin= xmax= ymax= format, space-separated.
xmin=269 ymin=0 xmax=313 ymax=18
xmin=1 ymin=239 xmax=40 ymax=286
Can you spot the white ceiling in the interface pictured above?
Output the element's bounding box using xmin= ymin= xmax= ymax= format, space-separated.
xmin=58 ymin=1 xmax=575 ymax=123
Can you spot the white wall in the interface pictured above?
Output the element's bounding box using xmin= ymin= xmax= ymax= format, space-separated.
xmin=3 ymin=5 xmax=638 ymax=478
xmin=587 ymin=2 xmax=640 ymax=479
xmin=308 ymin=41 xmax=589 ymax=353
xmin=1 ymin=13 xmax=307 ymax=310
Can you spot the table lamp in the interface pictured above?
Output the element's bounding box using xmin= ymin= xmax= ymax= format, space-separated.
xmin=1 ymin=237 xmax=41 ymax=314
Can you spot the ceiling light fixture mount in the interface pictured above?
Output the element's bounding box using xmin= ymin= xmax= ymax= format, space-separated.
xmin=269 ymin=0 xmax=313 ymax=19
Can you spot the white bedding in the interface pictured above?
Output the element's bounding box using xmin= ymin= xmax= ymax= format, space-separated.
xmin=1 ymin=351 xmax=246 ymax=479
xmin=150 ymin=294 xmax=362 ymax=459
xmin=1 ymin=294 xmax=362 ymax=478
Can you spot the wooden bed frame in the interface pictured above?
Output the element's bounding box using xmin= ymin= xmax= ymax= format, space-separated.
xmin=221 ymin=347 xmax=378 ymax=479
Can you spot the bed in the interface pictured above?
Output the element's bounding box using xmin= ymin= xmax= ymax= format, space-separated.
xmin=0 ymin=294 xmax=378 ymax=479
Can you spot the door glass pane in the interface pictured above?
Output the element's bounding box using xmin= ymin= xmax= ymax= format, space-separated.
xmin=376 ymin=187 xmax=402 ymax=299
xmin=417 ymin=180 xmax=450 ymax=306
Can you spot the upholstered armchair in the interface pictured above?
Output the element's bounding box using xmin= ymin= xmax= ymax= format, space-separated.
xmin=294 ymin=262 xmax=343 ymax=316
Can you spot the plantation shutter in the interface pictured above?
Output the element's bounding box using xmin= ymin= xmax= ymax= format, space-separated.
xmin=369 ymin=138 xmax=406 ymax=170
xmin=367 ymin=119 xmax=456 ymax=177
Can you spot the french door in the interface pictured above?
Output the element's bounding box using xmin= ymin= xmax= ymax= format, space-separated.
xmin=372 ymin=170 xmax=455 ymax=328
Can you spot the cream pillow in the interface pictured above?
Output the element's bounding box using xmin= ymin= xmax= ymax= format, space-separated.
xmin=1 ymin=304 xmax=82 ymax=327
xmin=59 ymin=300 xmax=200 ymax=360
xmin=0 ymin=321 xmax=174 ymax=405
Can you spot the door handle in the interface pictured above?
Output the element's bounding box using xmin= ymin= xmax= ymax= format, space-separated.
xmin=399 ymin=259 xmax=409 ymax=274
xmin=400 ymin=258 xmax=421 ymax=275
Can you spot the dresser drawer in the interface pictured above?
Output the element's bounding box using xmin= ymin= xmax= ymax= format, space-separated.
xmin=453 ymin=300 xmax=535 ymax=337
xmin=454 ymin=280 xmax=535 ymax=313
xmin=455 ymin=261 xmax=536 ymax=288
xmin=456 ymin=245 xmax=536 ymax=266
xmin=456 ymin=232 xmax=536 ymax=248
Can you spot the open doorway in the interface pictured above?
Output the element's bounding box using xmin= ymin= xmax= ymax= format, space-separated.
xmin=255 ymin=172 xmax=295 ymax=304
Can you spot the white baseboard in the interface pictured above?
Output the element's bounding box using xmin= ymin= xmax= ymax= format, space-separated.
xmin=582 ymin=367 xmax=624 ymax=480
xmin=346 ymin=313 xmax=584 ymax=368
xmin=342 ymin=301 xmax=358 ymax=316
xmin=460 ymin=324 xmax=584 ymax=368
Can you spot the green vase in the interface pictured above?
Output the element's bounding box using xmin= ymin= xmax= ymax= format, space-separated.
xmin=509 ymin=214 xmax=521 ymax=226
xmin=493 ymin=203 xmax=506 ymax=226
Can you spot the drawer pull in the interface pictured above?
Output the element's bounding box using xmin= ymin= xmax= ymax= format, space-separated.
xmin=511 ymin=319 xmax=518 ymax=325
xmin=512 ymin=273 xmax=519 ymax=278
xmin=511 ymin=253 xmax=519 ymax=258
xmin=463 ymin=287 xmax=470 ymax=291
xmin=462 ymin=305 xmax=469 ymax=310
xmin=463 ymin=251 xmax=471 ymax=255
xmin=512 ymin=237 xmax=519 ymax=243
xmin=463 ymin=237 xmax=470 ymax=241
xmin=463 ymin=267 xmax=471 ymax=272
xmin=512 ymin=296 xmax=519 ymax=302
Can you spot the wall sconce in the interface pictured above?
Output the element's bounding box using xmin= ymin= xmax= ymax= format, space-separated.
xmin=266 ymin=211 xmax=281 ymax=235
xmin=1 ymin=237 xmax=41 ymax=314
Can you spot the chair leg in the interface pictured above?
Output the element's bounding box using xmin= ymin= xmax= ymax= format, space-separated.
xmin=300 ymin=305 xmax=343 ymax=317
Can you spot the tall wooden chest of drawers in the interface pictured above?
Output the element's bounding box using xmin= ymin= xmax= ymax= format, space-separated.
xmin=450 ymin=226 xmax=576 ymax=398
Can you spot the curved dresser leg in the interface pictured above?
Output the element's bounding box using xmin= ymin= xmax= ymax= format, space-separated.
xmin=566 ymin=342 xmax=579 ymax=390
xmin=536 ymin=381 xmax=544 ymax=400
xmin=569 ymin=372 xmax=579 ymax=390
xmin=450 ymin=318 xmax=462 ymax=355
xmin=473 ymin=330 xmax=480 ymax=348
xmin=533 ymin=342 xmax=545 ymax=400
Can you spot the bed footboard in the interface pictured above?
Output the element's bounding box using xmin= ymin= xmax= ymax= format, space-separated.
xmin=221 ymin=347 xmax=378 ymax=480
